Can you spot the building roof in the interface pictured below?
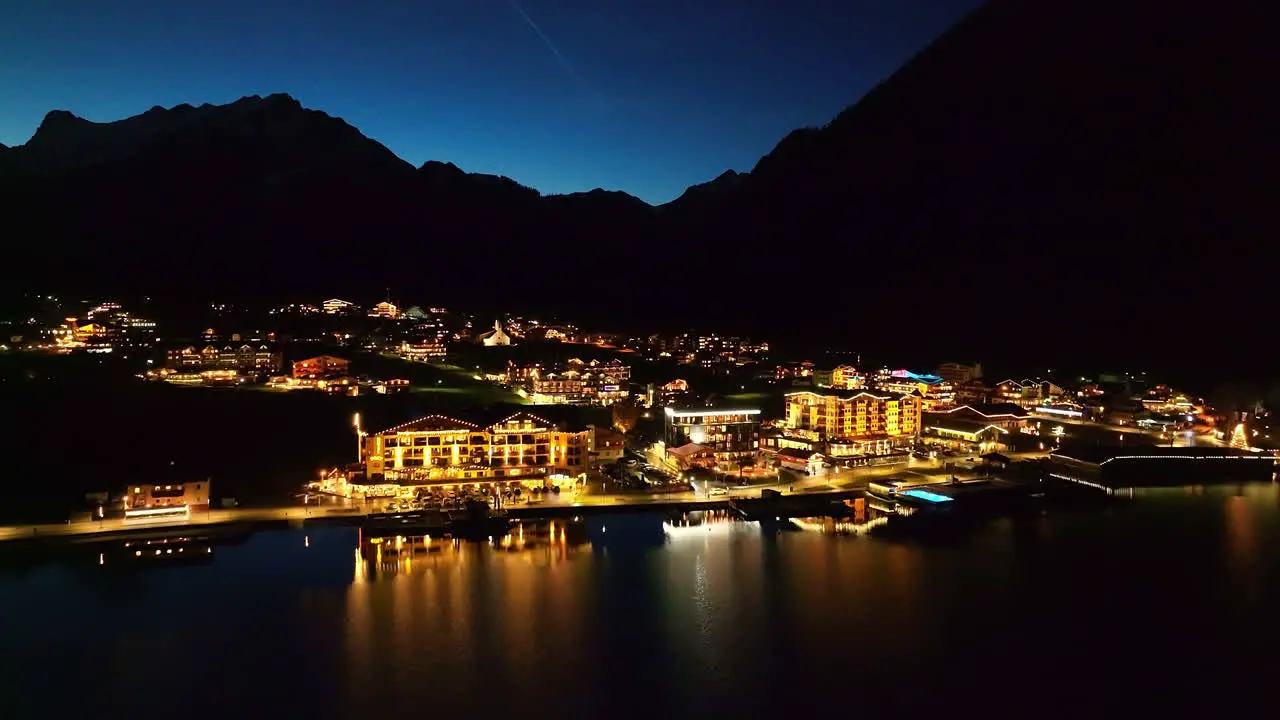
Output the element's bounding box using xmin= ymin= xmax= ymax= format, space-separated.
xmin=784 ymin=389 xmax=920 ymax=401
xmin=981 ymin=452 xmax=1012 ymax=463
xmin=668 ymin=442 xmax=713 ymax=457
xmin=1051 ymin=446 xmax=1273 ymax=466
xmin=998 ymin=378 xmax=1061 ymax=389
xmin=377 ymin=409 xmax=590 ymax=434
xmin=172 ymin=342 xmax=277 ymax=354
xmin=296 ymin=354 xmax=347 ymax=364
xmin=778 ymin=449 xmax=824 ymax=461
xmin=943 ymin=403 xmax=1029 ymax=419
xmin=480 ymin=319 xmax=512 ymax=345
xmin=885 ymin=369 xmax=945 ymax=384
xmin=380 ymin=414 xmax=482 ymax=433
xmin=664 ymin=407 xmax=762 ymax=418
xmin=486 ymin=410 xmax=561 ymax=430
xmin=924 ymin=417 xmax=1009 ymax=434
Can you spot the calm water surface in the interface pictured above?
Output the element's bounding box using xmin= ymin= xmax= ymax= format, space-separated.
xmin=4 ymin=485 xmax=1280 ymax=719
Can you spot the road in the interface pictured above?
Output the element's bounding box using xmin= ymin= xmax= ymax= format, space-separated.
xmin=621 ymin=449 xmax=1051 ymax=501
xmin=1031 ymin=413 xmax=1223 ymax=447
xmin=0 ymin=451 xmax=1055 ymax=543
xmin=0 ymin=506 xmax=322 ymax=542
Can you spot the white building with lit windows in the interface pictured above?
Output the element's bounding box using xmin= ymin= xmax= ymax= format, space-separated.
xmin=662 ymin=407 xmax=761 ymax=465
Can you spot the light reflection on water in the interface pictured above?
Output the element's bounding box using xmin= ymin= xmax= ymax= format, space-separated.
xmin=4 ymin=486 xmax=1280 ymax=718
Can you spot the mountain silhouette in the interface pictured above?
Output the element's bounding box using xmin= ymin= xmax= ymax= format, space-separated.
xmin=2 ymin=0 xmax=1275 ymax=375
xmin=666 ymin=0 xmax=1277 ymax=369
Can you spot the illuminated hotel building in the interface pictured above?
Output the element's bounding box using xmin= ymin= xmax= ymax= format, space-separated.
xmin=927 ymin=403 xmax=1031 ymax=432
xmin=123 ymin=481 xmax=211 ymax=511
xmin=663 ymin=408 xmax=761 ymax=463
xmin=323 ymin=298 xmax=357 ymax=315
xmin=875 ymin=370 xmax=955 ymax=411
xmin=165 ymin=343 xmax=282 ymax=375
xmin=813 ymin=365 xmax=865 ymax=390
xmin=359 ymin=412 xmax=589 ymax=490
xmin=399 ymin=335 xmax=447 ymax=360
xmin=293 ymin=354 xmax=349 ymax=379
xmin=369 ymin=301 xmax=400 ymax=319
xmin=1140 ymin=385 xmax=1202 ymax=415
xmin=512 ymin=358 xmax=630 ymax=406
xmin=936 ymin=362 xmax=983 ymax=385
xmin=530 ymin=373 xmax=589 ymax=404
xmin=994 ymin=379 xmax=1066 ymax=409
xmin=783 ymin=389 xmax=921 ymax=456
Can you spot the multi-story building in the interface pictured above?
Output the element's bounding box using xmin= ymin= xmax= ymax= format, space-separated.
xmin=511 ymin=358 xmax=630 ymax=406
xmin=874 ymin=370 xmax=955 ymax=411
xmin=53 ymin=306 xmax=157 ymax=351
xmin=504 ymin=361 xmax=544 ymax=386
xmin=574 ymin=358 xmax=630 ymax=383
xmin=293 ymin=355 xmax=349 ymax=380
xmin=936 ymin=362 xmax=983 ymax=385
xmin=369 ymin=301 xmax=400 ymax=319
xmin=783 ymin=389 xmax=922 ymax=457
xmin=588 ymin=425 xmax=626 ymax=464
xmin=399 ymin=336 xmax=447 ymax=360
xmin=927 ymin=403 xmax=1031 ymax=432
xmin=165 ymin=343 xmax=282 ymax=375
xmin=358 ymin=412 xmax=590 ymax=490
xmin=663 ymin=407 xmax=761 ymax=465
xmin=122 ymin=481 xmax=211 ymax=512
xmin=995 ymin=379 xmax=1066 ymax=409
xmin=530 ymin=373 xmax=589 ymax=404
xmin=813 ymin=365 xmax=865 ymax=390
xmin=574 ymin=358 xmax=629 ymax=405
xmin=323 ymin=298 xmax=357 ymax=315
xmin=955 ymin=379 xmax=995 ymax=405
xmin=1141 ymin=385 xmax=1202 ymax=415
xmin=919 ymin=417 xmax=1010 ymax=454
xmin=658 ymin=379 xmax=690 ymax=407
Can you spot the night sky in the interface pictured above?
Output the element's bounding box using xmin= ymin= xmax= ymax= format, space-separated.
xmin=1 ymin=0 xmax=980 ymax=203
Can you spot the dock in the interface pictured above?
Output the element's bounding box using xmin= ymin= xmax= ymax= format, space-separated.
xmin=0 ymin=490 xmax=863 ymax=549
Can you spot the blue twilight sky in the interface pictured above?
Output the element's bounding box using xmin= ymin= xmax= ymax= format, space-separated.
xmin=0 ymin=0 xmax=980 ymax=203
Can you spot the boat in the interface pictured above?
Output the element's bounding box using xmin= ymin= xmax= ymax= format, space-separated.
xmin=364 ymin=508 xmax=447 ymax=535
xmin=447 ymin=500 xmax=510 ymax=540
xmin=868 ymin=478 xmax=1037 ymax=519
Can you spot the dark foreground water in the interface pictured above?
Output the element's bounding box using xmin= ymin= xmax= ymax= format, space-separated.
xmin=4 ymin=485 xmax=1280 ymax=719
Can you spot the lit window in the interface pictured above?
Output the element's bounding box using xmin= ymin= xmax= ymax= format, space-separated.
xmin=134 ymin=487 xmax=141 ymax=493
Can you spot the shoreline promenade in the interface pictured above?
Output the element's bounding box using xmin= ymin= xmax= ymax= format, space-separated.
xmin=0 ymin=453 xmax=1022 ymax=546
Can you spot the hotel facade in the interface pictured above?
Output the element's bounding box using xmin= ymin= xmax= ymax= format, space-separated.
xmin=509 ymin=358 xmax=631 ymax=406
xmin=782 ymin=389 xmax=922 ymax=457
xmin=351 ymin=412 xmax=591 ymax=496
xmin=663 ymin=407 xmax=761 ymax=465
xmin=165 ymin=343 xmax=282 ymax=376
xmin=123 ymin=481 xmax=211 ymax=512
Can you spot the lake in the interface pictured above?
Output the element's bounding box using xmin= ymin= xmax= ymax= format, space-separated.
xmin=4 ymin=485 xmax=1280 ymax=718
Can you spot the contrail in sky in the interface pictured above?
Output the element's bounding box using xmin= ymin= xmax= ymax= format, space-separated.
xmin=507 ymin=0 xmax=590 ymax=91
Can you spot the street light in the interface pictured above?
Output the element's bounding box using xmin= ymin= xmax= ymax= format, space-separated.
xmin=353 ymin=412 xmax=364 ymax=464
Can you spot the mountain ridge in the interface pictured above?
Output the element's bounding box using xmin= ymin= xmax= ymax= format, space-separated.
xmin=5 ymin=94 xmax=662 ymax=205
xmin=2 ymin=0 xmax=1276 ymax=374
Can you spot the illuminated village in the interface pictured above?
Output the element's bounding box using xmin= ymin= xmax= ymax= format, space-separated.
xmin=2 ymin=291 xmax=1275 ymax=523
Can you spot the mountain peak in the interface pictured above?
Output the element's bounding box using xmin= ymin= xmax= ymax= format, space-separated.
xmin=552 ymin=187 xmax=649 ymax=208
xmin=662 ymin=167 xmax=746 ymax=210
xmin=419 ymin=160 xmax=463 ymax=174
xmin=230 ymin=93 xmax=302 ymax=110
xmin=7 ymin=93 xmax=415 ymax=179
xmin=37 ymin=109 xmax=89 ymax=134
